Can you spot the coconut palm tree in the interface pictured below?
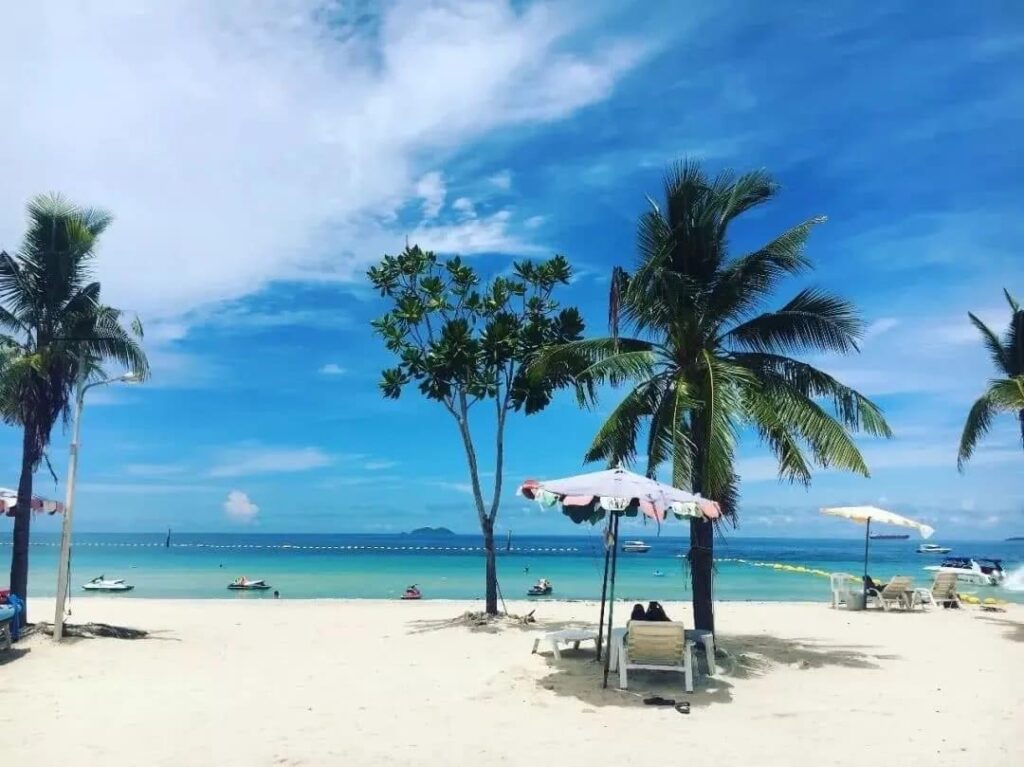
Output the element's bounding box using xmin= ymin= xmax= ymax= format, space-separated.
xmin=1 ymin=193 xmax=149 ymax=616
xmin=957 ymin=290 xmax=1024 ymax=470
xmin=540 ymin=161 xmax=891 ymax=632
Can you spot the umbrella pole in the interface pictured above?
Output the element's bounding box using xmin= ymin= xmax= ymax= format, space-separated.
xmin=596 ymin=517 xmax=612 ymax=662
xmin=602 ymin=513 xmax=620 ymax=689
xmin=863 ymin=518 xmax=871 ymax=601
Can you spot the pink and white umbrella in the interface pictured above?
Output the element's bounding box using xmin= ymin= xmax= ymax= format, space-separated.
xmin=0 ymin=487 xmax=65 ymax=517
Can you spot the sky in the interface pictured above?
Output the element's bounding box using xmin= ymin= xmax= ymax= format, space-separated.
xmin=0 ymin=1 xmax=1022 ymax=539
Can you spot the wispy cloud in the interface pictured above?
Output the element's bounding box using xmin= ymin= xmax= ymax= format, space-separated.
xmin=123 ymin=463 xmax=185 ymax=478
xmin=488 ymin=170 xmax=513 ymax=190
xmin=0 ymin=2 xmax=648 ymax=322
xmin=364 ymin=460 xmax=398 ymax=471
xmin=209 ymin=445 xmax=332 ymax=478
xmin=319 ymin=363 xmax=346 ymax=376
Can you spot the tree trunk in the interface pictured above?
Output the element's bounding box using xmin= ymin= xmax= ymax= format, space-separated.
xmin=9 ymin=423 xmax=36 ymax=622
xmin=689 ymin=518 xmax=714 ymax=633
xmin=482 ymin=519 xmax=498 ymax=615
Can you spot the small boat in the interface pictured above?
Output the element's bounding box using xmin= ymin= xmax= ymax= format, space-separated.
xmin=917 ymin=543 xmax=952 ymax=554
xmin=527 ymin=578 xmax=553 ymax=596
xmin=401 ymin=585 xmax=422 ymax=600
xmin=82 ymin=575 xmax=134 ymax=592
xmin=925 ymin=557 xmax=1005 ymax=586
xmin=622 ymin=540 xmax=651 ymax=553
xmin=652 ymin=570 xmax=665 ymax=577
xmin=870 ymin=533 xmax=909 ymax=540
xmin=227 ymin=576 xmax=271 ymax=591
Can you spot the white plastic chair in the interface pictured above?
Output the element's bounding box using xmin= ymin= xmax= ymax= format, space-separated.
xmin=618 ymin=621 xmax=695 ymax=692
xmin=829 ymin=572 xmax=856 ymax=608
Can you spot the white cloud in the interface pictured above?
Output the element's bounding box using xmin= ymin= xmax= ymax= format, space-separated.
xmin=416 ymin=171 xmax=446 ymax=219
xmin=0 ymin=2 xmax=647 ymax=322
xmin=407 ymin=209 xmax=538 ymax=255
xmin=209 ymin=445 xmax=332 ymax=477
xmin=319 ymin=363 xmax=346 ymax=376
xmin=431 ymin=480 xmax=474 ymax=495
xmin=862 ymin=317 xmax=899 ymax=342
xmin=364 ymin=460 xmax=397 ymax=471
xmin=123 ymin=463 xmax=185 ymax=478
xmin=224 ymin=490 xmax=259 ymax=524
xmin=523 ymin=215 xmax=546 ymax=229
xmin=488 ymin=170 xmax=513 ymax=190
xmin=452 ymin=197 xmax=477 ymax=219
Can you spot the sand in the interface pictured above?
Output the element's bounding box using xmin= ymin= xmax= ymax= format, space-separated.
xmin=3 ymin=597 xmax=1021 ymax=766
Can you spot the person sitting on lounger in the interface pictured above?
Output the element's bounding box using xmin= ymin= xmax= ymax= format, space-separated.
xmin=863 ymin=575 xmax=887 ymax=592
xmin=630 ymin=603 xmax=646 ymax=621
xmin=645 ymin=601 xmax=671 ymax=621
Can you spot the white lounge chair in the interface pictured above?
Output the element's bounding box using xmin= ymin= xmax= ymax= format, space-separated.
xmin=829 ymin=572 xmax=856 ymax=608
xmin=618 ymin=621 xmax=695 ymax=692
xmin=866 ymin=576 xmax=915 ymax=611
xmin=914 ymin=572 xmax=960 ymax=609
xmin=531 ymin=628 xmax=599 ymax=659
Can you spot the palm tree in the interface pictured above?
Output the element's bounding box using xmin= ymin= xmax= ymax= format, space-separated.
xmin=1 ymin=194 xmax=149 ymax=617
xmin=957 ymin=290 xmax=1024 ymax=470
xmin=542 ymin=162 xmax=891 ymax=632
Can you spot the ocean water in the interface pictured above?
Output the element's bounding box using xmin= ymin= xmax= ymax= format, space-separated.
xmin=7 ymin=532 xmax=1024 ymax=603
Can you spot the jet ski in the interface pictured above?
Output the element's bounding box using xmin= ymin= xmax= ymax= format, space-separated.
xmin=401 ymin=585 xmax=422 ymax=600
xmin=527 ymin=578 xmax=553 ymax=596
xmin=82 ymin=575 xmax=134 ymax=592
xmin=227 ymin=576 xmax=271 ymax=591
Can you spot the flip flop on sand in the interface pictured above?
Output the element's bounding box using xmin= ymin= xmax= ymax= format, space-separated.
xmin=643 ymin=696 xmax=675 ymax=706
xmin=675 ymin=702 xmax=690 ymax=715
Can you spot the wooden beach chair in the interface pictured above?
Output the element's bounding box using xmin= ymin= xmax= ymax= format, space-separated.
xmin=914 ymin=572 xmax=960 ymax=609
xmin=618 ymin=621 xmax=695 ymax=692
xmin=866 ymin=576 xmax=915 ymax=611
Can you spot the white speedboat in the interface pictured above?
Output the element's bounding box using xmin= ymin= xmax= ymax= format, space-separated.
xmin=925 ymin=557 xmax=1005 ymax=586
xmin=621 ymin=540 xmax=650 ymax=553
xmin=82 ymin=575 xmax=134 ymax=592
xmin=917 ymin=543 xmax=952 ymax=554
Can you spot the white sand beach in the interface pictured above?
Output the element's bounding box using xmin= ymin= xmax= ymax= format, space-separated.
xmin=3 ymin=598 xmax=1022 ymax=766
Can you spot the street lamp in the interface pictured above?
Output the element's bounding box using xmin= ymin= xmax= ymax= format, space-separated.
xmin=53 ymin=371 xmax=142 ymax=641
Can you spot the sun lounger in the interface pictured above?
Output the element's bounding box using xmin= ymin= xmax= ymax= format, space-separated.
xmin=617 ymin=620 xmax=695 ymax=692
xmin=913 ymin=572 xmax=960 ymax=609
xmin=531 ymin=628 xmax=599 ymax=659
xmin=866 ymin=576 xmax=915 ymax=611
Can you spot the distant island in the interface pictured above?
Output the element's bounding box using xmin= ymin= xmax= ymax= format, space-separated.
xmin=1006 ymin=536 xmax=1024 ymax=541
xmin=406 ymin=526 xmax=455 ymax=537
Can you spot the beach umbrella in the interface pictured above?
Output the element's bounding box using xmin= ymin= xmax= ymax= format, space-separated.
xmin=820 ymin=505 xmax=935 ymax=600
xmin=519 ymin=467 xmax=720 ymax=687
xmin=0 ymin=487 xmax=65 ymax=516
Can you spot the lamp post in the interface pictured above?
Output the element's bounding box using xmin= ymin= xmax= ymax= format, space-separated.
xmin=53 ymin=372 xmax=141 ymax=641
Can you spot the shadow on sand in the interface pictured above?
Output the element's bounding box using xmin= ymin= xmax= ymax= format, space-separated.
xmin=407 ymin=612 xmax=593 ymax=636
xmin=534 ymin=632 xmax=894 ymax=709
xmin=0 ymin=646 xmax=30 ymax=666
xmin=978 ymin=615 xmax=1024 ymax=643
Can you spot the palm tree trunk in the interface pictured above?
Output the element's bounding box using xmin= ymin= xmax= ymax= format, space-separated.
xmin=483 ymin=519 xmax=498 ymax=614
xmin=9 ymin=423 xmax=36 ymax=621
xmin=689 ymin=518 xmax=715 ymax=633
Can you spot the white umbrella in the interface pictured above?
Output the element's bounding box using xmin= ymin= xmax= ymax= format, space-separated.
xmin=519 ymin=467 xmax=720 ymax=521
xmin=820 ymin=505 xmax=935 ymax=599
xmin=519 ymin=467 xmax=720 ymax=688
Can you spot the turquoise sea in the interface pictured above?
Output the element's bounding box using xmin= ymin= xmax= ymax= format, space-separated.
xmin=7 ymin=532 xmax=1024 ymax=603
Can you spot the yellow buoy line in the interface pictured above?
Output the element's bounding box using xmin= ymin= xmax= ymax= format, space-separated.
xmin=716 ymin=557 xmax=833 ymax=578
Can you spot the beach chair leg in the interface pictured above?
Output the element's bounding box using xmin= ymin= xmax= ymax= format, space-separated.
xmin=684 ymin=643 xmax=694 ymax=693
xmin=1 ymin=624 xmax=9 ymax=651
xmin=618 ymin=654 xmax=628 ymax=689
xmin=701 ymin=635 xmax=716 ymax=676
xmin=531 ymin=638 xmax=540 ymax=655
xmin=550 ymin=640 xmax=562 ymax=660
xmin=573 ymin=641 xmax=580 ymax=650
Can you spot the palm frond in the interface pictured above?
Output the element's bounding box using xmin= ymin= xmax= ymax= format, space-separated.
xmin=723 ymin=288 xmax=863 ymax=355
xmin=969 ymin=312 xmax=1009 ymax=375
xmin=1005 ymin=288 xmax=1020 ymax=313
xmin=584 ymin=381 xmax=662 ymax=467
xmin=731 ymin=352 xmax=892 ymax=437
xmin=709 ymin=216 xmax=825 ymax=323
xmin=957 ymin=393 xmax=995 ymax=471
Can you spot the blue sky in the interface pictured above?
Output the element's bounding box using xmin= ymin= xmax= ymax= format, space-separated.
xmin=1 ymin=1 xmax=1021 ymax=539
